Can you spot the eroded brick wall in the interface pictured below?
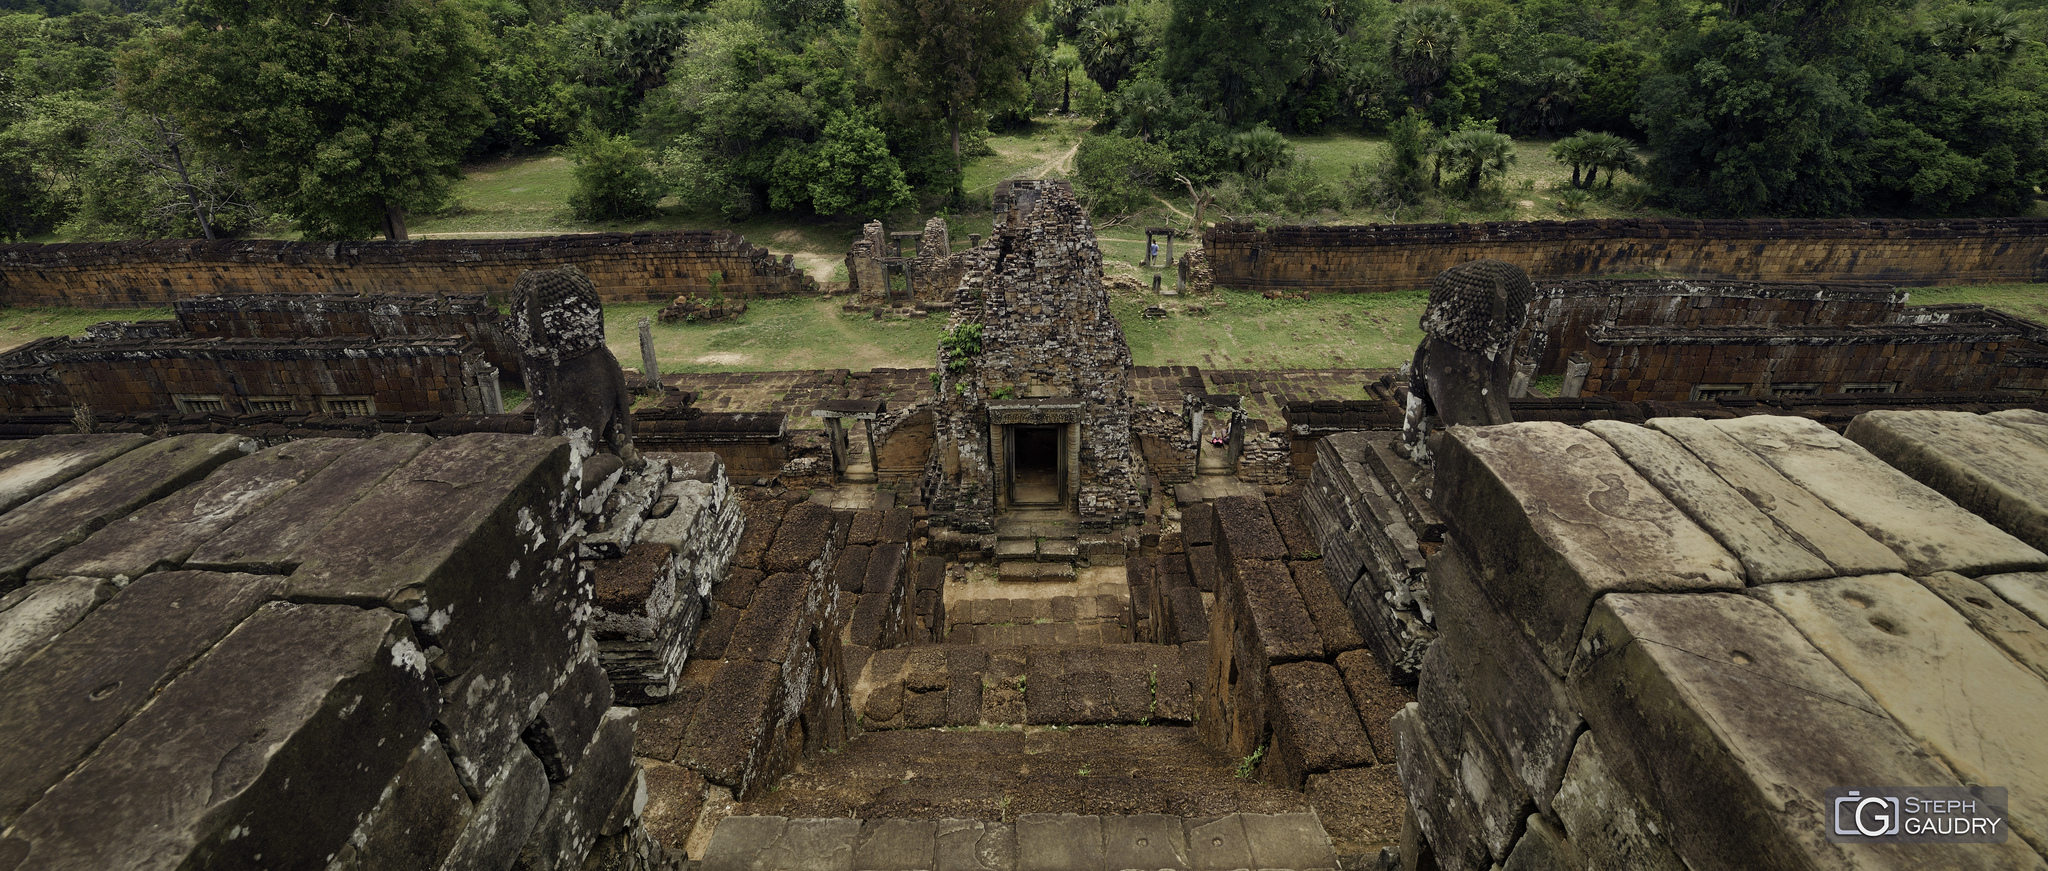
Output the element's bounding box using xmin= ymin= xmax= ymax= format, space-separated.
xmin=1524 ymin=279 xmax=1908 ymax=373
xmin=0 ymin=231 xmax=818 ymax=309
xmin=1206 ymin=218 xmax=2048 ymax=293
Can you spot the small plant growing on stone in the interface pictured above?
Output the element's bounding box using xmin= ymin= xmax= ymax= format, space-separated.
xmin=707 ymin=271 xmax=725 ymax=307
xmin=1235 ymin=743 xmax=1267 ymax=779
xmin=940 ymin=323 xmax=983 ymax=373
xmin=990 ymin=386 xmax=1016 ymax=400
xmin=1077 ymin=764 xmax=1093 ymax=776
xmin=71 ymin=403 xmax=96 ymax=434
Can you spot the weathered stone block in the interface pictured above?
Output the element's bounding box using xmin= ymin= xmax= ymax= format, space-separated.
xmin=1570 ymin=592 xmax=2027 ymax=871
xmin=1235 ymin=558 xmax=1323 ymax=666
xmin=1585 ymin=420 xmax=1834 ymax=583
xmin=1332 ymin=648 xmax=1406 ymax=764
xmin=1434 ymin=422 xmax=1743 ymax=672
xmin=834 ymin=544 xmax=872 ymax=593
xmin=1264 ymin=661 xmax=1375 ymax=788
xmin=0 ymin=433 xmax=147 ymax=514
xmin=328 ymin=733 xmax=473 ymax=871
xmin=765 ymin=503 xmax=837 ymax=575
xmin=1240 ymin=813 xmax=1341 ymax=871
xmin=1391 ymin=704 xmax=1490 ymax=871
xmin=0 ymin=433 xmax=249 ymax=588
xmin=854 ymin=818 xmax=936 ymax=871
xmin=438 ymin=744 xmax=552 ymax=871
xmin=516 ymin=707 xmax=640 ymax=871
xmin=1919 ymin=571 xmax=2048 ymax=682
xmin=1981 ymin=571 xmax=2048 ymax=629
xmin=187 ymin=433 xmax=434 ymax=574
xmin=1715 ymin=415 xmax=2046 ymax=575
xmin=1017 ymin=814 xmax=1103 ymax=871
xmin=677 ymin=660 xmax=781 ymax=791
xmin=1182 ymin=503 xmax=1217 ymax=546
xmin=728 ymin=572 xmax=811 ymax=664
xmin=1846 ymin=409 xmax=2048 ymax=552
xmin=0 ymin=602 xmax=437 ymax=870
xmin=1425 ymin=539 xmax=1581 ymax=815
xmin=1550 ymin=731 xmax=1683 ymax=871
xmin=1646 ymin=417 xmax=1904 ymax=577
xmin=0 ymin=576 xmax=114 ymax=676
xmin=1500 ymin=814 xmax=1583 ymax=871
xmin=1187 ymin=544 xmax=1221 ymax=593
xmin=638 ymin=760 xmax=706 ymax=853
xmin=1288 ymin=559 xmax=1364 ymax=655
xmin=0 ymin=570 xmax=282 ymax=824
xmin=1751 ymin=573 xmax=2048 ymax=849
xmin=1214 ymin=495 xmax=1286 ymax=564
xmin=528 ymin=642 xmax=617 ymax=782
xmin=936 ymin=818 xmax=1015 ymax=871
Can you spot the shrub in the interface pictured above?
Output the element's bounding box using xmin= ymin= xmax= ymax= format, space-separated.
xmin=569 ymin=131 xmax=663 ymax=222
xmin=1074 ymin=134 xmax=1174 ymax=214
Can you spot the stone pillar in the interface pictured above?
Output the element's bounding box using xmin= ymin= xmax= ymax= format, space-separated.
xmin=1509 ymin=359 xmax=1536 ymax=398
xmin=1561 ymin=352 xmax=1591 ymax=398
xmin=1164 ymin=230 xmax=1174 ymax=275
xmin=484 ymin=365 xmax=505 ymax=414
xmin=638 ymin=318 xmax=659 ymax=394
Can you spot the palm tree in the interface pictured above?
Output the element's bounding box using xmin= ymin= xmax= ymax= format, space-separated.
xmin=1079 ymin=4 xmax=1147 ymax=94
xmin=1531 ymin=57 xmax=1583 ymax=136
xmin=1931 ymin=6 xmax=2028 ymax=58
xmin=1580 ymin=131 xmax=1640 ymax=188
xmin=1436 ymin=127 xmax=1514 ymax=193
xmin=1114 ymin=78 xmax=1173 ymax=142
xmin=1550 ymin=132 xmax=1595 ymax=188
xmin=1390 ymin=4 xmax=1461 ymax=109
xmin=1229 ymin=124 xmax=1292 ymax=181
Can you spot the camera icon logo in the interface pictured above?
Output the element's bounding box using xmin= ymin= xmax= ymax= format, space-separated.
xmin=1833 ymin=790 xmax=1902 ymax=837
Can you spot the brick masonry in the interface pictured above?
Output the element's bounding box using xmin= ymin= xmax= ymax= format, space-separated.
xmin=1205 ymin=218 xmax=2048 ymax=294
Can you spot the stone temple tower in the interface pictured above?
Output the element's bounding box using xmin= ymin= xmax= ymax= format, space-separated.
xmin=922 ymin=180 xmax=1145 ymax=532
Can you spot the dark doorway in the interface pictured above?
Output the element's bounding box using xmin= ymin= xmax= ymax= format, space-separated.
xmin=1011 ymin=425 xmax=1061 ymax=505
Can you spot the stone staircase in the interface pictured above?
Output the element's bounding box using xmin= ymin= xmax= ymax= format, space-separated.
xmin=700 ymin=812 xmax=1343 ymax=871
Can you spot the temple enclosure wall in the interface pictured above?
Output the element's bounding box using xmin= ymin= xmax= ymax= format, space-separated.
xmin=0 ymin=231 xmax=818 ymax=309
xmin=1205 ymin=218 xmax=2048 ymax=293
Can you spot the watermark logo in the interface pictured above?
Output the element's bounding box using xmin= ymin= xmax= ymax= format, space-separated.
xmin=1825 ymin=787 xmax=2009 ymax=844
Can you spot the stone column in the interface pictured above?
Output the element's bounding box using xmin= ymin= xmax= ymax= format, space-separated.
xmin=638 ymin=318 xmax=660 ymax=394
xmin=1561 ymin=352 xmax=1591 ymax=398
xmin=1509 ymin=359 xmax=1536 ymax=398
xmin=483 ymin=365 xmax=505 ymax=414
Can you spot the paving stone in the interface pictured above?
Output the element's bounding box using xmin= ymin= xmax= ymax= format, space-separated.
xmin=1017 ymin=814 xmax=1105 ymax=871
xmin=1499 ymin=814 xmax=1584 ymax=871
xmin=1185 ymin=814 xmax=1257 ymax=871
xmin=1585 ymin=420 xmax=1834 ymax=583
xmin=0 ymin=576 xmax=113 ymax=676
xmin=1390 ymin=705 xmax=1491 ymax=871
xmin=928 ymin=820 xmax=1011 ymax=871
xmin=0 ymin=433 xmax=147 ymax=515
xmin=1240 ymin=813 xmax=1340 ymax=871
xmin=1646 ymin=417 xmax=1905 ymax=577
xmin=1847 ymin=409 xmax=2048 ymax=552
xmin=0 ymin=433 xmax=249 ymax=588
xmin=1750 ymin=573 xmax=2048 ymax=849
xmin=0 ymin=570 xmax=283 ymax=825
xmin=0 ymin=602 xmax=437 ymax=871
xmin=855 ymin=818 xmax=938 ymax=871
xmin=1424 ymin=539 xmax=1580 ymax=816
xmin=438 ymin=745 xmax=552 ymax=871
xmin=1919 ymin=571 xmax=2048 ymax=682
xmin=329 ymin=733 xmax=473 ymax=871
xmin=32 ymin=438 xmax=355 ymax=581
xmin=759 ymin=817 xmax=862 ymax=871
xmin=1101 ymin=814 xmax=1190 ymax=870
xmin=187 ymin=433 xmax=434 ymax=573
xmin=1040 ymin=539 xmax=1079 ymax=561
xmin=1265 ymin=661 xmax=1375 ymax=787
xmin=702 ymin=816 xmax=790 ymax=871
xmin=1570 ymin=591 xmax=2030 ymax=871
xmin=1288 ymin=560 xmax=1364 ymax=655
xmin=1982 ymin=571 xmax=2048 ymax=629
xmin=1549 ymin=731 xmax=1684 ymax=871
xmin=849 ymin=510 xmax=884 ymax=545
xmin=517 ymin=707 xmax=640 ymax=870
xmin=1434 ymin=422 xmax=1743 ymax=672
xmin=1214 ymin=496 xmax=1286 ymax=564
xmin=1714 ymin=415 xmax=2046 ymax=575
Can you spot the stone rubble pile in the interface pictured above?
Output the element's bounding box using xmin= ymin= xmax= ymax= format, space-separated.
xmin=1300 ymin=432 xmax=1443 ymax=684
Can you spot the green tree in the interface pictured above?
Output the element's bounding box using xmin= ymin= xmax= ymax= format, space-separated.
xmin=569 ymin=129 xmax=661 ymax=221
xmin=1549 ymin=131 xmax=1594 ymax=188
xmin=1389 ymin=3 xmax=1461 ymax=109
xmin=1073 ymin=132 xmax=1172 ymax=213
xmin=1160 ymin=0 xmax=1324 ymax=124
xmin=1579 ymin=130 xmax=1638 ymax=188
xmin=1111 ymin=76 xmax=1174 ymax=141
xmin=859 ymin=0 xmax=1038 ymax=170
xmin=1929 ymin=5 xmax=2029 ymax=60
xmin=121 ymin=0 xmax=492 ymax=239
xmin=802 ymin=111 xmax=914 ymax=216
xmin=1077 ymin=3 xmax=1151 ymax=94
xmin=1433 ymin=122 xmax=1512 ymax=193
xmin=1227 ymin=123 xmax=1292 ymax=180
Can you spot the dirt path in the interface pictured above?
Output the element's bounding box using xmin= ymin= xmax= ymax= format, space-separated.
xmin=1152 ymin=194 xmax=1194 ymax=222
xmin=1032 ymin=139 xmax=1081 ymax=179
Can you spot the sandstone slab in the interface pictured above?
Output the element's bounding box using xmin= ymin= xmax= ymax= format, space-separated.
xmin=1571 ymin=592 xmax=2031 ymax=871
xmin=0 ymin=576 xmax=113 ymax=676
xmin=0 ymin=433 xmax=249 ymax=588
xmin=517 ymin=707 xmax=640 ymax=870
xmin=1646 ymin=416 xmax=1903 ymax=576
xmin=1549 ymin=731 xmax=1684 ymax=871
xmin=1847 ymin=409 xmax=2048 ymax=552
xmin=1391 ymin=704 xmax=1491 ymax=871
xmin=186 ymin=432 xmax=434 ymax=573
xmin=0 ymin=433 xmax=147 ymax=515
xmin=1435 ymin=422 xmax=1742 ymax=672
xmin=31 ymin=438 xmax=355 ymax=581
xmin=0 ymin=602 xmax=438 ymax=871
xmin=1982 ymin=572 xmax=2048 ymax=628
xmin=329 ymin=733 xmax=473 ymax=871
xmin=438 ymin=745 xmax=552 ymax=871
xmin=1713 ymin=415 xmax=2045 ymax=575
xmin=1586 ymin=420 xmax=1833 ymax=583
xmin=1265 ymin=660 xmax=1375 ymax=786
xmin=1751 ymin=573 xmax=2048 ymax=851
xmin=0 ymin=570 xmax=283 ymax=825
xmin=1919 ymin=572 xmax=2048 ymax=682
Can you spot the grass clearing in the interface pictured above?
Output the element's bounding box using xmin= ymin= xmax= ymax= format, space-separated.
xmin=1 ymin=306 xmax=169 ymax=354
xmin=1114 ymin=287 xmax=1426 ymax=372
xmin=603 ymin=297 xmax=949 ymax=374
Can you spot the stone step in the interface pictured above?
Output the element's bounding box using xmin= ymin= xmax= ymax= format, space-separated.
xmin=947 ymin=621 xmax=1130 ymax=646
xmin=728 ymin=726 xmax=1312 ymax=822
xmin=998 ymin=561 xmax=1077 ymax=582
xmin=850 ymin=643 xmax=1203 ymax=730
xmin=699 ymin=812 xmax=1341 ymax=871
xmin=996 ymin=518 xmax=1078 ymax=542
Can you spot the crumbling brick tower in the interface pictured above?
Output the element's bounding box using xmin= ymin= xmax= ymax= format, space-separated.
xmin=922 ymin=180 xmax=1145 ymax=532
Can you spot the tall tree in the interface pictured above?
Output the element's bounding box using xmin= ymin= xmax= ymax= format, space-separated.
xmin=859 ymin=0 xmax=1038 ymax=171
xmin=1161 ymin=0 xmax=1324 ymax=125
xmin=1389 ymin=3 xmax=1460 ymax=109
xmin=120 ymin=0 xmax=491 ymax=240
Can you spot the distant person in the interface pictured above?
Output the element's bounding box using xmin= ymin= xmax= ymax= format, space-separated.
xmin=1148 ymin=239 xmax=1159 ymax=264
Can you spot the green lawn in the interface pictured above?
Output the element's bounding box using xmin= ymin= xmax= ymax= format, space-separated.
xmin=602 ymin=297 xmax=950 ymax=374
xmin=1 ymin=306 xmax=171 ymax=354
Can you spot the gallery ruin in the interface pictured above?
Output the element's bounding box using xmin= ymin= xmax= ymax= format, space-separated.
xmin=0 ymin=189 xmax=2046 ymax=871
